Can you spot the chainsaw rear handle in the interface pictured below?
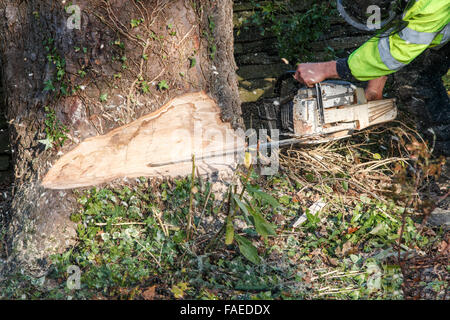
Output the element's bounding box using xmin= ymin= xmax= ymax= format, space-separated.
xmin=274 ymin=70 xmax=355 ymax=97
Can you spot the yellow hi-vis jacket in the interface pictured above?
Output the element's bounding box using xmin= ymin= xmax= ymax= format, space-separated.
xmin=348 ymin=0 xmax=450 ymax=81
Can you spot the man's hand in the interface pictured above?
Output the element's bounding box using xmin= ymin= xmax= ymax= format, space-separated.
xmin=294 ymin=61 xmax=339 ymax=87
xmin=365 ymin=76 xmax=387 ymax=101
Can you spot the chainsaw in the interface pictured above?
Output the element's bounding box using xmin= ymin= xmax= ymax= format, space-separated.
xmin=256 ymin=71 xmax=398 ymax=144
xmin=128 ymin=74 xmax=398 ymax=168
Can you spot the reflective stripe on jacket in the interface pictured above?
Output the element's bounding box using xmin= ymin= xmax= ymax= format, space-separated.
xmin=348 ymin=0 xmax=450 ymax=81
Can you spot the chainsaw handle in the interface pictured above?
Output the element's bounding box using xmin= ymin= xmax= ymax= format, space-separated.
xmin=274 ymin=70 xmax=356 ymax=97
xmin=274 ymin=70 xmax=297 ymax=97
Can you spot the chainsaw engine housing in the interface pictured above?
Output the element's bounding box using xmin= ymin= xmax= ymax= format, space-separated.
xmin=278 ymin=80 xmax=397 ymax=143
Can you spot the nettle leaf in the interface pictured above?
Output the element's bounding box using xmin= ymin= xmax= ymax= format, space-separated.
xmin=247 ymin=186 xmax=280 ymax=208
xmin=232 ymin=194 xmax=249 ymax=216
xmin=251 ymin=210 xmax=276 ymax=238
xmin=234 ymin=234 xmax=260 ymax=265
xmin=225 ymin=217 xmax=234 ymax=245
xmin=244 ymin=201 xmax=276 ymax=238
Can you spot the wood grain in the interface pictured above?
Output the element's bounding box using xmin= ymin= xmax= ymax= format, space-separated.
xmin=42 ymin=92 xmax=245 ymax=190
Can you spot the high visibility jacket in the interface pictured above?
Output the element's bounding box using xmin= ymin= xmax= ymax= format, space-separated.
xmin=348 ymin=0 xmax=450 ymax=81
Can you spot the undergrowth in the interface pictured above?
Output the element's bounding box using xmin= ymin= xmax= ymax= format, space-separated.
xmin=1 ymin=119 xmax=447 ymax=300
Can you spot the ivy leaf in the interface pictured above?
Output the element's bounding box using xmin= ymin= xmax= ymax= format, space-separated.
xmin=130 ymin=18 xmax=143 ymax=28
xmin=234 ymin=234 xmax=260 ymax=265
xmin=141 ymin=81 xmax=150 ymax=94
xmin=171 ymin=282 xmax=189 ymax=299
xmin=158 ymin=80 xmax=169 ymax=91
xmin=99 ymin=93 xmax=108 ymax=102
xmin=38 ymin=137 xmax=53 ymax=151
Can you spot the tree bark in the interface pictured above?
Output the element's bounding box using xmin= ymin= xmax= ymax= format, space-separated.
xmin=0 ymin=0 xmax=242 ymax=276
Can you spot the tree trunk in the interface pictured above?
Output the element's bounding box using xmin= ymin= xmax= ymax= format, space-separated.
xmin=0 ymin=0 xmax=242 ymax=276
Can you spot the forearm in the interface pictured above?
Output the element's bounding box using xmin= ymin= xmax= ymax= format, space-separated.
xmin=322 ymin=61 xmax=339 ymax=79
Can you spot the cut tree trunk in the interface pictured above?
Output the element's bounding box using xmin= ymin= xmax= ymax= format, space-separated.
xmin=0 ymin=0 xmax=242 ymax=276
xmin=42 ymin=91 xmax=245 ymax=190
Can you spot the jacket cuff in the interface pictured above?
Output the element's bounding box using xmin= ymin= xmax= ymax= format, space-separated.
xmin=336 ymin=58 xmax=356 ymax=82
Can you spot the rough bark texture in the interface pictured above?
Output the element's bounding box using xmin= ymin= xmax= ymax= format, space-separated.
xmin=0 ymin=0 xmax=241 ymax=277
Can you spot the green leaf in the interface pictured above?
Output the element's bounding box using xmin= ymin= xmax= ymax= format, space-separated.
xmin=130 ymin=18 xmax=143 ymax=28
xmin=189 ymin=57 xmax=196 ymax=68
xmin=38 ymin=137 xmax=53 ymax=151
xmin=158 ymin=80 xmax=169 ymax=91
xmin=373 ymin=153 xmax=382 ymax=160
xmin=247 ymin=186 xmax=280 ymax=208
xmin=342 ymin=181 xmax=349 ymax=192
xmin=234 ymin=234 xmax=260 ymax=265
xmin=246 ymin=204 xmax=276 ymax=238
xmin=369 ymin=222 xmax=390 ymax=236
xmin=225 ymin=217 xmax=234 ymax=245
xmin=43 ymin=80 xmax=55 ymax=92
xmin=100 ymin=93 xmax=108 ymax=102
xmin=232 ymin=194 xmax=249 ymax=216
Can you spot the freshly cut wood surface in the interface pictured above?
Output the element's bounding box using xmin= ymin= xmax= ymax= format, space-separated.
xmin=42 ymin=92 xmax=245 ymax=190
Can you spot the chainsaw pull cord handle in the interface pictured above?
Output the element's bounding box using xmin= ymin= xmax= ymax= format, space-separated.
xmin=274 ymin=70 xmax=297 ymax=97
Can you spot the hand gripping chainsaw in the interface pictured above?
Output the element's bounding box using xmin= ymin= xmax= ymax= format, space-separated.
xmin=257 ymin=71 xmax=398 ymax=144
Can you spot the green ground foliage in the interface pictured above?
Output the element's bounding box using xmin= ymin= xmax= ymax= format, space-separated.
xmin=443 ymin=69 xmax=450 ymax=91
xmin=1 ymin=124 xmax=447 ymax=299
xmin=0 ymin=0 xmax=448 ymax=301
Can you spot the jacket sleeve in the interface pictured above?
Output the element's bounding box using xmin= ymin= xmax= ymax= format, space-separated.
xmin=346 ymin=0 xmax=450 ymax=81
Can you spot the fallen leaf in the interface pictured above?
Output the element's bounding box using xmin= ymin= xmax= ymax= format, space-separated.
xmin=346 ymin=226 xmax=360 ymax=235
xmin=325 ymin=256 xmax=339 ymax=267
xmin=341 ymin=241 xmax=356 ymax=256
xmin=437 ymin=241 xmax=449 ymax=254
xmin=272 ymin=213 xmax=285 ymax=224
xmin=142 ymin=286 xmax=157 ymax=300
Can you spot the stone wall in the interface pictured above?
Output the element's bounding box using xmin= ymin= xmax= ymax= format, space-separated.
xmin=233 ymin=0 xmax=372 ymax=103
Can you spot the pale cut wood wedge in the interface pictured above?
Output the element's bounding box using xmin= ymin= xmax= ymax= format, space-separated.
xmin=42 ymin=91 xmax=245 ymax=190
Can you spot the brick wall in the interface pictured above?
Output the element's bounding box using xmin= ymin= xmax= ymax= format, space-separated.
xmin=233 ymin=0 xmax=371 ymax=103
